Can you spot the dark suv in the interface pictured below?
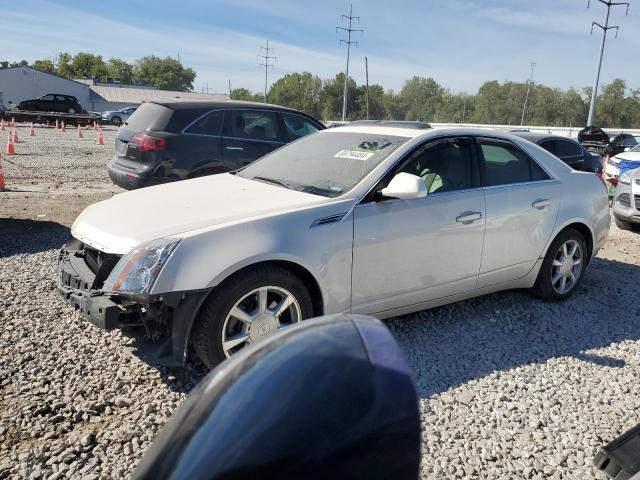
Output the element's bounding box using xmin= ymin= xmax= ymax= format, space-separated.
xmin=17 ymin=94 xmax=84 ymax=114
xmin=107 ymin=100 xmax=325 ymax=189
xmin=511 ymin=132 xmax=603 ymax=173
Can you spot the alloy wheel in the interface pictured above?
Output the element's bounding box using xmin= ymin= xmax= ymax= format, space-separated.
xmin=220 ymin=286 xmax=302 ymax=358
xmin=551 ymin=240 xmax=583 ymax=295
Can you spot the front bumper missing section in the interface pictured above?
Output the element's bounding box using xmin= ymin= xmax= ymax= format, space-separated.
xmin=56 ymin=244 xmax=210 ymax=366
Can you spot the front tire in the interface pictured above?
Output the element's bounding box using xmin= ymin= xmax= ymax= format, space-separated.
xmin=532 ymin=229 xmax=587 ymax=302
xmin=191 ymin=265 xmax=314 ymax=369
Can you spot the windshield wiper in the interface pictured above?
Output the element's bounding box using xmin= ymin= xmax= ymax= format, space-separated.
xmin=297 ymin=185 xmax=340 ymax=197
xmin=251 ymin=176 xmax=292 ymax=190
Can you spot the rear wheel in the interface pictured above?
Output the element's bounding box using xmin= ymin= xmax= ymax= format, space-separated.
xmin=532 ymin=229 xmax=587 ymax=301
xmin=111 ymin=116 xmax=122 ymax=126
xmin=191 ymin=265 xmax=314 ymax=368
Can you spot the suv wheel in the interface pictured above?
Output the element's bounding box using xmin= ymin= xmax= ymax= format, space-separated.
xmin=191 ymin=265 xmax=314 ymax=368
xmin=112 ymin=116 xmax=122 ymax=126
xmin=532 ymin=228 xmax=587 ymax=301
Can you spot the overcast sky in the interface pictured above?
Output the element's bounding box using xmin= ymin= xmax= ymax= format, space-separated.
xmin=2 ymin=0 xmax=639 ymax=95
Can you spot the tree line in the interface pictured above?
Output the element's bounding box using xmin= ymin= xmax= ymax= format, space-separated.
xmin=233 ymin=73 xmax=640 ymax=128
xmin=1 ymin=53 xmax=196 ymax=92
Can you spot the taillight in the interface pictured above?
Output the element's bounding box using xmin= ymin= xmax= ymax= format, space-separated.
xmin=609 ymin=177 xmax=618 ymax=187
xmin=132 ymin=133 xmax=166 ymax=152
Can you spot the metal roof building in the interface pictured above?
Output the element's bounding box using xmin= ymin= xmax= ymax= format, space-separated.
xmin=88 ymin=86 xmax=229 ymax=111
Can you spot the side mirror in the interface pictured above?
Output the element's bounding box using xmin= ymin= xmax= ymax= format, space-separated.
xmin=624 ymin=147 xmax=632 ymax=152
xmin=134 ymin=314 xmax=421 ymax=480
xmin=380 ymin=172 xmax=427 ymax=200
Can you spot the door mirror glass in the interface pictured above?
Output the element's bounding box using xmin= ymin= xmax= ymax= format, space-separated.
xmin=380 ymin=172 xmax=428 ymax=200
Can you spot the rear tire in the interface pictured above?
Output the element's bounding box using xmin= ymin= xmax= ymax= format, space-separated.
xmin=532 ymin=228 xmax=588 ymax=302
xmin=191 ymin=265 xmax=314 ymax=369
xmin=112 ymin=116 xmax=122 ymax=126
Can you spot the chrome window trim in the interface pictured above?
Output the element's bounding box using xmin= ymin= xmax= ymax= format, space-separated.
xmin=222 ymin=135 xmax=285 ymax=145
xmin=355 ymin=186 xmax=485 ymax=209
xmin=481 ymin=178 xmax=560 ymax=191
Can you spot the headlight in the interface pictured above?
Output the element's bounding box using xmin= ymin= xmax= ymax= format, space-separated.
xmin=619 ymin=171 xmax=631 ymax=185
xmin=103 ymin=238 xmax=180 ymax=294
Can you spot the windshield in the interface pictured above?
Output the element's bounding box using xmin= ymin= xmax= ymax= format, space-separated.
xmin=237 ymin=132 xmax=409 ymax=197
xmin=630 ymin=144 xmax=640 ymax=152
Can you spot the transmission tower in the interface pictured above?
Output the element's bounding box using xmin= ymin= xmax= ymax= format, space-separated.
xmin=258 ymin=40 xmax=276 ymax=103
xmin=336 ymin=4 xmax=363 ymax=121
xmin=586 ymin=0 xmax=630 ymax=126
xmin=520 ymin=62 xmax=536 ymax=126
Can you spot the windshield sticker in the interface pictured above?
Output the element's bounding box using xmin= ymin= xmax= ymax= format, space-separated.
xmin=334 ymin=149 xmax=374 ymax=161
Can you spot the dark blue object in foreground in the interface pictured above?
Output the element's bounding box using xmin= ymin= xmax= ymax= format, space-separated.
xmin=134 ymin=314 xmax=420 ymax=480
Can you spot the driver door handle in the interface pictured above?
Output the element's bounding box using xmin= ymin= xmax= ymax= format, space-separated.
xmin=225 ymin=146 xmax=244 ymax=151
xmin=532 ymin=198 xmax=551 ymax=209
xmin=456 ymin=211 xmax=482 ymax=223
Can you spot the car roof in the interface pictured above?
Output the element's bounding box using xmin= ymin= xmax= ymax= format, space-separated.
xmin=149 ymin=99 xmax=310 ymax=115
xmin=510 ymin=131 xmax=575 ymax=144
xmin=320 ymin=125 xmax=543 ymax=142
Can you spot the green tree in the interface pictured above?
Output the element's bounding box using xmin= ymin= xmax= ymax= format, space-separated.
xmin=134 ymin=56 xmax=196 ymax=91
xmin=268 ymin=72 xmax=323 ymax=118
xmin=596 ymin=79 xmax=628 ymax=128
xmin=398 ymin=76 xmax=444 ymax=121
xmin=70 ymin=52 xmax=108 ymax=79
xmin=107 ymin=58 xmax=134 ymax=83
xmin=32 ymin=59 xmax=56 ymax=74
xmin=230 ymin=88 xmax=262 ymax=101
xmin=321 ymin=73 xmax=359 ymax=120
xmin=56 ymin=52 xmax=74 ymax=78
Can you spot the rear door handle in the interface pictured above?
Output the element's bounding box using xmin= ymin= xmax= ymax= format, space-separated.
xmin=225 ymin=146 xmax=244 ymax=151
xmin=532 ymin=198 xmax=551 ymax=209
xmin=456 ymin=211 xmax=482 ymax=223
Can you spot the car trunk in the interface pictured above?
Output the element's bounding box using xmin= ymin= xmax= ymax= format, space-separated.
xmin=116 ymin=103 xmax=175 ymax=162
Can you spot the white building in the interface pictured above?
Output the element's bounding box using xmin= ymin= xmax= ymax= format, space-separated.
xmin=0 ymin=66 xmax=228 ymax=112
xmin=0 ymin=66 xmax=91 ymax=110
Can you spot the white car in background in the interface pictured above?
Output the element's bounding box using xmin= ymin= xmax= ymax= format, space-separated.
xmin=604 ymin=144 xmax=640 ymax=196
xmin=612 ymin=167 xmax=640 ymax=231
xmin=57 ymin=124 xmax=610 ymax=368
xmin=101 ymin=106 xmax=137 ymax=126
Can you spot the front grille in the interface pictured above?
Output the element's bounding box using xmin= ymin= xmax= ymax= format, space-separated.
xmin=636 ymin=179 xmax=640 ymax=186
xmin=81 ymin=245 xmax=120 ymax=289
xmin=617 ymin=193 xmax=631 ymax=208
xmin=635 ymin=195 xmax=640 ymax=210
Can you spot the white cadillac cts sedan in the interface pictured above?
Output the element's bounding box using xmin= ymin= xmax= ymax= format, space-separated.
xmin=57 ymin=123 xmax=610 ymax=368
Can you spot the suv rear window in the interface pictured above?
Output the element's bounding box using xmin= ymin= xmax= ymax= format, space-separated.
xmin=125 ymin=102 xmax=174 ymax=131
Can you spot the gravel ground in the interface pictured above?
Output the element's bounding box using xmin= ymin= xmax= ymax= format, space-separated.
xmin=0 ymin=123 xmax=122 ymax=226
xmin=1 ymin=129 xmax=640 ymax=478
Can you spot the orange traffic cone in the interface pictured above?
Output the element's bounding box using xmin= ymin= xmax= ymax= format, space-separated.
xmin=61 ymin=121 xmax=66 ymax=133
xmin=93 ymin=121 xmax=98 ymax=131
xmin=0 ymin=152 xmax=5 ymax=190
xmin=6 ymin=133 xmax=15 ymax=154
xmin=97 ymin=130 xmax=104 ymax=145
xmin=11 ymin=117 xmax=15 ymax=127
xmin=77 ymin=124 xmax=83 ymax=138
xmin=29 ymin=122 xmax=35 ymax=136
xmin=0 ymin=119 xmax=4 ymax=131
xmin=12 ymin=126 xmax=19 ymax=144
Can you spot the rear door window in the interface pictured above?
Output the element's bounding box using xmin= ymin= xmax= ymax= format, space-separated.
xmin=478 ymin=138 xmax=549 ymax=187
xmin=41 ymin=95 xmax=55 ymax=101
xmin=125 ymin=102 xmax=174 ymax=131
xmin=224 ymin=110 xmax=279 ymax=141
xmin=185 ymin=110 xmax=223 ymax=136
xmin=554 ymin=140 xmax=582 ymax=158
xmin=282 ymin=113 xmax=321 ymax=141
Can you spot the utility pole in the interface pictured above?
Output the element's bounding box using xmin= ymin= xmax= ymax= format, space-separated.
xmin=228 ymin=79 xmax=232 ymax=97
xmin=258 ymin=40 xmax=276 ymax=103
xmin=365 ymin=56 xmax=369 ymax=120
xmin=336 ymin=4 xmax=363 ymax=121
xmin=462 ymin=93 xmax=467 ymax=123
xmin=520 ymin=62 xmax=536 ymax=126
xmin=587 ymin=0 xmax=629 ymax=126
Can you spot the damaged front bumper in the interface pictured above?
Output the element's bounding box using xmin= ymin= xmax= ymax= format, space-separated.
xmin=56 ymin=240 xmax=210 ymax=366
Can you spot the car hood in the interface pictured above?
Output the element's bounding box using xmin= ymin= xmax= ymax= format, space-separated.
xmin=614 ymin=151 xmax=640 ymax=162
xmin=72 ymin=174 xmax=330 ymax=254
xmin=578 ymin=126 xmax=610 ymax=145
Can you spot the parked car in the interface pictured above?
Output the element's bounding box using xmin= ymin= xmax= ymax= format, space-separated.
xmin=511 ymin=132 xmax=603 ymax=173
xmin=107 ymin=100 xmax=325 ymax=190
xmin=58 ymin=125 xmax=610 ymax=368
xmin=578 ymin=125 xmax=610 ymax=156
xmin=101 ymin=106 xmax=137 ymax=126
xmin=611 ymin=165 xmax=640 ymax=231
xmin=16 ymin=93 xmax=84 ymax=114
xmin=604 ymin=145 xmax=640 ymax=196
xmin=606 ymin=133 xmax=640 ymax=158
xmin=134 ymin=314 xmax=420 ymax=480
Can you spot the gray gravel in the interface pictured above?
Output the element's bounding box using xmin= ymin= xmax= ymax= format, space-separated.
xmin=1 ymin=139 xmax=639 ymax=478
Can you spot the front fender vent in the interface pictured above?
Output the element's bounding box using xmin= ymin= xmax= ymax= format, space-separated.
xmin=311 ymin=213 xmax=347 ymax=228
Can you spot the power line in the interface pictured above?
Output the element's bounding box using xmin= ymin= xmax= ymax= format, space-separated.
xmin=586 ymin=0 xmax=630 ymax=126
xmin=520 ymin=62 xmax=536 ymax=126
xmin=258 ymin=40 xmax=276 ymax=103
xmin=336 ymin=4 xmax=363 ymax=122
